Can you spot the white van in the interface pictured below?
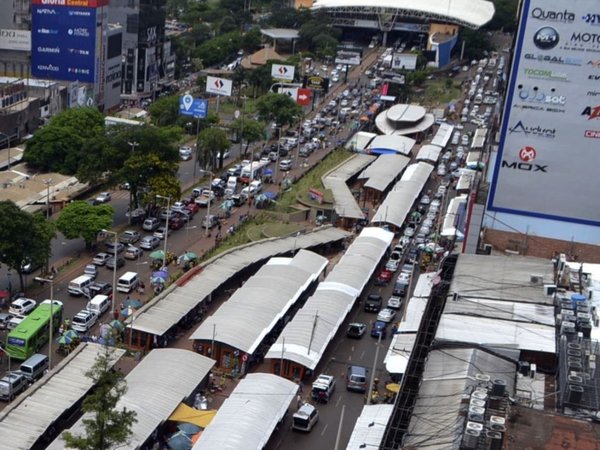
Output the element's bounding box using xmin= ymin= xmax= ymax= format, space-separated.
xmin=86 ymin=294 xmax=111 ymax=316
xmin=227 ymin=176 xmax=237 ymax=192
xmin=292 ymin=403 xmax=319 ymax=432
xmin=117 ymin=272 xmax=139 ymax=293
xmin=20 ymin=353 xmax=49 ymax=382
xmin=68 ymin=275 xmax=94 ymax=297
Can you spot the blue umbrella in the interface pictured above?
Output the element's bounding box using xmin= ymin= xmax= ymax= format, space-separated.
xmin=123 ymin=298 xmax=143 ymax=309
xmin=151 ymin=275 xmax=167 ymax=284
xmin=109 ymin=319 xmax=124 ymax=331
xmin=177 ymin=422 xmax=202 ymax=435
xmin=264 ymin=192 xmax=277 ymax=200
xmin=121 ymin=306 xmax=136 ymax=318
xmin=56 ymin=335 xmax=72 ymax=345
xmin=152 ymin=270 xmax=168 ymax=279
xmin=167 ymin=431 xmax=193 ymax=450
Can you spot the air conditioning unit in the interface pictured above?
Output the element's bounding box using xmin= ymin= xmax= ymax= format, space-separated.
xmin=530 ymin=274 xmax=544 ymax=285
xmin=544 ymin=284 xmax=557 ymax=296
xmin=483 ymin=243 xmax=492 ymax=255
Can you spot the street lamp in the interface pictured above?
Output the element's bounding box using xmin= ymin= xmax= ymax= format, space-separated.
xmin=0 ymin=344 xmax=12 ymax=399
xmin=101 ymin=230 xmax=118 ymax=316
xmin=0 ymin=131 xmax=10 ymax=170
xmin=42 ymin=178 xmax=52 ymax=219
xmin=198 ymin=170 xmax=212 ymax=237
xmin=126 ymin=141 xmax=139 ymax=226
xmin=34 ymin=277 xmax=55 ymax=370
xmin=155 ymin=195 xmax=171 ymax=268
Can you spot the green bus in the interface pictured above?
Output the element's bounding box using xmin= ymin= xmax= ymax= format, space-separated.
xmin=6 ymin=300 xmax=63 ymax=360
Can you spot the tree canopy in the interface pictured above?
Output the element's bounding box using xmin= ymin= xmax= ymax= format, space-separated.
xmin=229 ymin=118 xmax=264 ymax=155
xmin=56 ymin=201 xmax=115 ymax=249
xmin=196 ymin=127 xmax=230 ymax=170
xmin=255 ymin=93 xmax=302 ymax=128
xmin=63 ymin=346 xmax=137 ymax=450
xmin=0 ymin=201 xmax=55 ymax=290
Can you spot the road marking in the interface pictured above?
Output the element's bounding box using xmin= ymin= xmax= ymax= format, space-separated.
xmin=335 ymin=396 xmax=342 ymax=408
xmin=360 ymin=350 xmax=365 ymax=360
xmin=320 ymin=423 xmax=329 ymax=436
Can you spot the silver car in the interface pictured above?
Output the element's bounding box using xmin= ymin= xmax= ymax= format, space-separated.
xmin=139 ymin=235 xmax=160 ymax=250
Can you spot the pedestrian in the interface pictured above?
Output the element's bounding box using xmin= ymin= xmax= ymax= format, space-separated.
xmin=298 ymin=380 xmax=304 ymax=393
xmin=296 ymin=393 xmax=303 ymax=409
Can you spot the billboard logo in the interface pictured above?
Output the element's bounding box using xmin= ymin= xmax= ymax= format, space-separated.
xmin=523 ymin=68 xmax=568 ymax=81
xmin=509 ymin=120 xmax=556 ymax=139
xmin=34 ymin=8 xmax=56 ymax=14
xmin=40 ymin=0 xmax=65 ymax=4
xmin=533 ymin=27 xmax=559 ymax=50
xmin=589 ymin=74 xmax=600 ymax=80
xmin=582 ymin=105 xmax=600 ymax=119
xmin=68 ymin=28 xmax=89 ymax=37
xmin=68 ymin=10 xmax=90 ymax=16
xmin=584 ymin=130 xmax=600 ymax=138
xmin=67 ymin=67 xmax=90 ymax=75
xmin=531 ymin=7 xmax=575 ymax=23
xmin=36 ymin=46 xmax=60 ymax=54
xmin=501 ymin=147 xmax=547 ymax=173
xmin=589 ymin=60 xmax=600 ymax=67
xmin=36 ymin=64 xmax=59 ymax=72
xmin=523 ymin=53 xmax=581 ymax=66
xmin=519 ymin=146 xmax=537 ymax=162
xmin=36 ymin=28 xmax=58 ymax=35
xmin=517 ymin=85 xmax=566 ymax=104
xmin=582 ymin=13 xmax=600 ymax=25
xmin=68 ymin=48 xmax=89 ymax=56
xmin=587 ymin=90 xmax=600 ymax=96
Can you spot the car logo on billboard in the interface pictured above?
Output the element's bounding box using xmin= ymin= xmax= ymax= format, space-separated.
xmin=517 ymin=85 xmax=566 ymax=105
xmin=567 ymin=32 xmax=600 ymax=52
xmin=533 ymin=27 xmax=560 ymax=50
xmin=509 ymin=120 xmax=556 ymax=138
xmin=582 ymin=13 xmax=600 ymax=25
xmin=584 ymin=130 xmax=600 ymax=138
xmin=531 ymin=7 xmax=575 ymax=23
xmin=523 ymin=53 xmax=581 ymax=66
xmin=582 ymin=105 xmax=600 ymax=119
xmin=523 ymin=68 xmax=569 ymax=82
xmin=519 ymin=146 xmax=537 ymax=162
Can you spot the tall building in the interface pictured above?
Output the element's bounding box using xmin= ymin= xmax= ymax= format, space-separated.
xmin=485 ymin=0 xmax=600 ymax=249
xmin=0 ymin=0 xmax=32 ymax=77
xmin=108 ymin=0 xmax=174 ymax=105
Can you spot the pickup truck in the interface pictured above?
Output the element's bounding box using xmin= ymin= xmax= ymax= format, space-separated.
xmin=195 ymin=189 xmax=215 ymax=207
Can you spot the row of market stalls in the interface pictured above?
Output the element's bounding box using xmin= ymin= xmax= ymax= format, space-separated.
xmin=264 ymin=227 xmax=394 ymax=380
xmin=127 ymin=227 xmax=351 ymax=350
xmin=357 ymin=153 xmax=411 ymax=204
xmin=189 ymin=250 xmax=328 ymax=374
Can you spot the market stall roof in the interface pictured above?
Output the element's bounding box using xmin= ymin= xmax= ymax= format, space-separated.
xmin=441 ymin=194 xmax=467 ymax=238
xmin=345 ymin=131 xmax=377 ymax=152
xmin=189 ymin=250 xmax=328 ymax=354
xmin=346 ymin=405 xmax=394 ymax=450
xmin=265 ymin=228 xmax=394 ymax=370
xmin=193 ymin=373 xmax=297 ymax=450
xmin=0 ymin=344 xmax=125 ymax=450
xmin=360 ymin=154 xmax=410 ymax=192
xmin=131 ymin=227 xmax=351 ymax=337
xmin=48 ymin=349 xmax=215 ymax=450
xmin=416 ymin=144 xmax=443 ymax=163
xmin=431 ymin=122 xmax=455 ymax=148
xmin=322 ymin=154 xmax=375 ymax=219
xmin=365 ymin=134 xmax=416 ymax=156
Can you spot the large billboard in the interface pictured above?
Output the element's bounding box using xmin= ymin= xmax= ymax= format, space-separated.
xmin=31 ymin=3 xmax=98 ymax=83
xmin=488 ymin=0 xmax=600 ymax=226
xmin=0 ymin=29 xmax=31 ymax=51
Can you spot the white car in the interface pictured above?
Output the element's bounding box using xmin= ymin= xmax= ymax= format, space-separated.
xmin=241 ymin=180 xmax=263 ymax=195
xmin=377 ymin=308 xmax=397 ymax=323
xmin=420 ymin=195 xmax=431 ymax=205
xmin=153 ymin=226 xmax=171 ymax=240
xmin=92 ymin=252 xmax=111 ymax=266
xmin=9 ymin=298 xmax=37 ymax=316
xmin=387 ymin=296 xmax=402 ymax=310
xmin=437 ymin=164 xmax=447 ymax=176
xmin=403 ymin=227 xmax=415 ymax=238
xmin=95 ymin=192 xmax=111 ymax=203
xmin=279 ymin=159 xmax=293 ymax=171
xmin=71 ymin=309 xmax=98 ymax=333
xmin=385 ymin=259 xmax=400 ymax=272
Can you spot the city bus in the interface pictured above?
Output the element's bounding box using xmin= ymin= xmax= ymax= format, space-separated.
xmin=5 ymin=300 xmax=63 ymax=360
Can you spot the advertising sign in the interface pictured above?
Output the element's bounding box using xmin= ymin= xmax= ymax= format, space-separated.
xmin=179 ymin=95 xmax=208 ymax=119
xmin=335 ymin=48 xmax=361 ymax=66
xmin=271 ymin=64 xmax=295 ymax=81
xmin=0 ymin=29 xmax=31 ymax=51
xmin=297 ymin=88 xmax=311 ymax=106
xmin=488 ymin=0 xmax=600 ymax=226
xmin=31 ymin=5 xmax=97 ymax=83
xmin=279 ymin=87 xmax=298 ymax=100
xmin=392 ymin=53 xmax=417 ymax=71
xmin=206 ymin=76 xmax=232 ymax=96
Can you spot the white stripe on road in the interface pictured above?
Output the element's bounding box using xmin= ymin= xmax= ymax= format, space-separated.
xmin=320 ymin=423 xmax=329 ymax=436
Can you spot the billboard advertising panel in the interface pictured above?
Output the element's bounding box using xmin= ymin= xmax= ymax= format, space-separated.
xmin=488 ymin=0 xmax=600 ymax=226
xmin=392 ymin=53 xmax=417 ymax=71
xmin=206 ymin=76 xmax=232 ymax=96
xmin=0 ymin=30 xmax=31 ymax=51
xmin=31 ymin=5 xmax=97 ymax=83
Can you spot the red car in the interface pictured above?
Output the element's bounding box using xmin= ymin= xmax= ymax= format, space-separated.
xmin=169 ymin=216 xmax=185 ymax=230
xmin=184 ymin=203 xmax=199 ymax=215
xmin=375 ymin=269 xmax=393 ymax=285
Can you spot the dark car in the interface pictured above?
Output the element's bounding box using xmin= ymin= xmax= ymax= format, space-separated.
xmin=21 ymin=258 xmax=41 ymax=274
xmin=371 ymin=321 xmax=387 ymax=339
xmin=346 ymin=322 xmax=366 ymax=339
xmin=364 ymin=294 xmax=383 ymax=312
xmin=169 ymin=216 xmax=186 ymax=230
xmin=106 ymin=256 xmax=125 ymax=270
xmin=88 ymin=281 xmax=113 ymax=298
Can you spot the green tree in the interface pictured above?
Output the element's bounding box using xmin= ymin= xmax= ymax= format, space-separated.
xmin=313 ymin=33 xmax=338 ymax=60
xmin=0 ymin=201 xmax=56 ymax=290
xmin=229 ymin=118 xmax=264 ymax=155
xmin=487 ymin=0 xmax=518 ymax=32
xmin=63 ymin=345 xmax=137 ymax=450
xmin=255 ymin=93 xmax=302 ymax=128
xmin=196 ymin=127 xmax=229 ymax=170
xmin=56 ymin=201 xmax=114 ymax=249
xmin=148 ymin=95 xmax=180 ymax=127
xmin=461 ymin=29 xmax=494 ymax=61
xmin=120 ymin=153 xmax=179 ymax=208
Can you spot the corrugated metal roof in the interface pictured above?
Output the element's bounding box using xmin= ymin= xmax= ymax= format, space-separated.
xmin=431 ymin=123 xmax=455 ymax=147
xmin=265 ymin=228 xmax=394 ymax=369
xmin=323 ymin=154 xmax=376 ymax=219
xmin=443 ymin=297 xmax=556 ymax=326
xmin=193 ymin=373 xmax=297 ymax=450
xmin=0 ymin=343 xmax=125 ymax=450
xmin=360 ymin=154 xmax=410 ymax=192
xmin=366 ymin=135 xmax=416 ymax=156
xmin=455 ymin=169 xmax=475 ymax=191
xmin=47 ymin=349 xmax=215 ymax=450
xmin=441 ymin=194 xmax=467 ymax=238
xmin=384 ymin=332 xmax=416 ymax=375
xmin=189 ymin=250 xmax=328 ymax=354
xmin=131 ymin=227 xmax=351 ymax=336
xmin=404 ymin=348 xmax=515 ymax=450
xmin=345 ymin=131 xmax=377 ymax=152
xmin=416 ymin=144 xmax=442 ymax=163
xmin=346 ymin=404 xmax=394 ymax=450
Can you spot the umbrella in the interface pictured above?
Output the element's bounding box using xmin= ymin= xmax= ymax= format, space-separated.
xmin=121 ymin=306 xmax=136 ymax=318
xmin=63 ymin=329 xmax=79 ymax=340
xmin=151 ymin=275 xmax=167 ymax=284
xmin=167 ymin=431 xmax=193 ymax=450
xmin=180 ymin=252 xmax=198 ymax=262
xmin=264 ymin=192 xmax=277 ymax=200
xmin=109 ymin=319 xmax=124 ymax=331
xmin=386 ymin=383 xmax=401 ymax=393
xmin=254 ymin=194 xmax=268 ymax=202
xmin=123 ymin=298 xmax=143 ymax=309
xmin=191 ymin=432 xmax=202 ymax=444
xmin=149 ymin=250 xmax=165 ymax=260
xmin=177 ymin=423 xmax=202 ymax=435
xmin=56 ymin=335 xmax=72 ymax=345
xmin=100 ymin=323 xmax=113 ymax=338
xmin=263 ymin=168 xmax=273 ymax=176
xmin=152 ymin=270 xmax=168 ymax=279
xmin=410 ymin=211 xmax=422 ymax=219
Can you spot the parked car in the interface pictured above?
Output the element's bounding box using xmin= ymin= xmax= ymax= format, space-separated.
xmin=241 ymin=180 xmax=263 ymax=196
xmin=364 ymin=294 xmax=383 ymax=312
xmin=95 ymin=192 xmax=111 ymax=203
xmin=385 ymin=259 xmax=400 ymax=272
xmin=142 ymin=217 xmax=160 ymax=232
xmin=83 ymin=264 xmax=98 ymax=279
xmin=139 ymin=235 xmax=160 ymax=250
xmin=124 ymin=246 xmax=143 ymax=260
xmin=21 ymin=258 xmax=41 ymax=274
xmin=377 ymin=308 xmax=397 ymax=323
xmin=9 ymin=298 xmax=37 ymax=316
xmin=71 ymin=309 xmax=98 ymax=333
xmin=119 ymin=230 xmax=141 ymax=245
xmin=92 ymin=252 xmax=111 ymax=266
xmin=106 ymin=256 xmax=125 ymax=270
xmin=0 ymin=313 xmax=15 ymax=330
xmin=279 ymin=159 xmax=293 ymax=171
xmin=6 ymin=315 xmax=25 ymax=330
xmin=202 ymin=215 xmax=219 ymax=229
xmin=311 ymin=374 xmax=336 ymax=403
xmin=153 ymin=226 xmax=171 ymax=240
xmin=371 ymin=320 xmax=387 ymax=339
xmin=88 ymin=281 xmax=112 ymax=298
xmin=105 ymin=241 xmax=125 ymax=254
xmin=387 ymin=296 xmax=402 ymax=310
xmin=169 ymin=216 xmax=186 ymax=230
xmin=346 ymin=322 xmax=367 ymax=339
xmin=375 ymin=269 xmax=393 ymax=285
xmin=184 ymin=203 xmax=200 ymax=215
